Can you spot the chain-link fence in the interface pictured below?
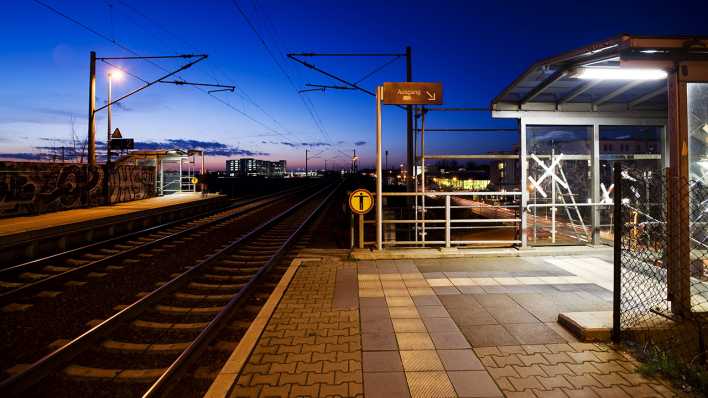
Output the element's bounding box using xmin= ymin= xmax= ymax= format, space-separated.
xmin=616 ymin=166 xmax=708 ymax=369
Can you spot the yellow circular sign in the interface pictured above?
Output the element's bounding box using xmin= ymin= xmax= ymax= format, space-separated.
xmin=191 ymin=177 xmax=199 ymax=184
xmin=348 ymin=188 xmax=374 ymax=215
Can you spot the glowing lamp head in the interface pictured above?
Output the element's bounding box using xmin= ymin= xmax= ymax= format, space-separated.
xmin=573 ymin=67 xmax=667 ymax=81
xmin=108 ymin=69 xmax=125 ymax=80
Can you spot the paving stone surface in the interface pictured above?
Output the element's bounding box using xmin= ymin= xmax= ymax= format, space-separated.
xmin=229 ymin=255 xmax=363 ymax=397
xmin=226 ymin=253 xmax=683 ymax=397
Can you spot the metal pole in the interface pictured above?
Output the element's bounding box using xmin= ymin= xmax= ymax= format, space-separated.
xmin=305 ymin=149 xmax=308 ymax=177
xmin=421 ymin=108 xmax=426 ymax=245
xmin=551 ymin=148 xmax=556 ymax=243
xmin=88 ymin=51 xmax=96 ymax=167
xmin=359 ymin=214 xmax=365 ymax=249
xmin=376 ymin=85 xmax=383 ymax=250
xmin=405 ymin=46 xmax=413 ymax=188
xmin=385 ymin=150 xmax=388 ymax=172
xmin=105 ymin=73 xmax=112 ymax=205
xmin=519 ymin=119 xmax=528 ymax=248
xmin=591 ymin=123 xmax=600 ymax=245
xmin=414 ymin=106 xmax=418 ymax=243
xmin=612 ymin=162 xmax=622 ymax=342
xmin=445 ymin=194 xmax=451 ymax=248
xmin=350 ymin=213 xmax=355 ymax=249
xmin=201 ymin=151 xmax=206 ymax=194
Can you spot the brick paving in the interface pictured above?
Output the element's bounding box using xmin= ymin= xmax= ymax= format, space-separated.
xmin=223 ymin=254 xmax=683 ymax=397
xmin=229 ymin=255 xmax=363 ymax=397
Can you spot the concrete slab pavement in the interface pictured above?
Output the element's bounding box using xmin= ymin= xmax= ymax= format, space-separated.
xmin=207 ymin=250 xmax=681 ymax=397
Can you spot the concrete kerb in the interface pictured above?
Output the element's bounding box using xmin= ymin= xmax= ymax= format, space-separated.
xmin=203 ymin=256 xmax=322 ymax=398
xmin=350 ymin=245 xmax=612 ymax=260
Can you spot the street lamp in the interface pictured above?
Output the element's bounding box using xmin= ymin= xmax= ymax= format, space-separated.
xmin=105 ymin=69 xmax=123 ymax=205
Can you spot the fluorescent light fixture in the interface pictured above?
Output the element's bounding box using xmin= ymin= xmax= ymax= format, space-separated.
xmin=574 ymin=67 xmax=667 ymax=80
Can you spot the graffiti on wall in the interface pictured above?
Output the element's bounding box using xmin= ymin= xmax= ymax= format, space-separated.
xmin=0 ymin=161 xmax=155 ymax=218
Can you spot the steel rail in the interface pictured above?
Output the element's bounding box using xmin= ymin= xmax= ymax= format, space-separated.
xmin=144 ymin=182 xmax=340 ymax=397
xmin=0 ymin=182 xmax=336 ymax=396
xmin=2 ymin=195 xmax=254 ymax=275
xmin=0 ymin=184 xmax=316 ymax=305
xmin=0 ymin=195 xmax=231 ymax=259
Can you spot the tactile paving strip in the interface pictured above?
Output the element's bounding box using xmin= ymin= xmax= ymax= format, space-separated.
xmin=405 ymin=371 xmax=456 ymax=398
xmin=400 ymin=350 xmax=444 ymax=371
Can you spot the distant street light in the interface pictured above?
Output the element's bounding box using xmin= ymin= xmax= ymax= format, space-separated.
xmin=105 ymin=69 xmax=123 ymax=205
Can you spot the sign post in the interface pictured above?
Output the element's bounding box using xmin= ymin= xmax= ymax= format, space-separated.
xmin=376 ymin=86 xmax=383 ymax=250
xmin=348 ymin=188 xmax=374 ymax=249
xmin=382 ymin=82 xmax=443 ymax=105
xmin=375 ymin=82 xmax=443 ymax=250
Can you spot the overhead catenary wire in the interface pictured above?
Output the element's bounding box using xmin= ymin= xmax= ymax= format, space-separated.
xmin=229 ymin=0 xmax=337 ymax=147
xmin=32 ymin=0 xmax=286 ymax=140
xmin=113 ymin=0 xmax=309 ymax=145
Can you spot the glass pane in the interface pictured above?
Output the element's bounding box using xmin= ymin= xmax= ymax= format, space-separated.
xmin=686 ymin=83 xmax=708 ymax=284
xmin=526 ymin=125 xmax=592 ymax=245
xmin=598 ymin=126 xmax=664 ymax=243
xmin=687 ymin=83 xmax=708 ymax=185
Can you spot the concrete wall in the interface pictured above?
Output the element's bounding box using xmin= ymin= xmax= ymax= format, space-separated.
xmin=0 ymin=161 xmax=155 ymax=217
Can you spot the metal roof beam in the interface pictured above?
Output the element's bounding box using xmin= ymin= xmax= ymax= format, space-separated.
xmin=519 ymin=69 xmax=568 ymax=105
xmin=593 ymin=80 xmax=644 ymax=107
xmin=628 ymin=87 xmax=666 ymax=108
xmin=557 ymin=79 xmax=604 ymax=104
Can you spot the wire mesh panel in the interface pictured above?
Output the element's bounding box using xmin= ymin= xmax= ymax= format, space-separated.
xmin=617 ymin=166 xmax=708 ymax=367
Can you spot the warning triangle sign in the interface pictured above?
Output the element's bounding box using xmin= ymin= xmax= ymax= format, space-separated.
xmin=111 ymin=128 xmax=122 ymax=139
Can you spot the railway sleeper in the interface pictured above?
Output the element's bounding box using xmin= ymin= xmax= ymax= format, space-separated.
xmin=131 ymin=319 xmax=209 ymax=331
xmin=155 ymin=304 xmax=223 ymax=314
xmin=173 ymin=292 xmax=234 ymax=301
xmin=19 ymin=272 xmax=49 ymax=280
xmin=64 ymin=258 xmax=90 ymax=266
xmin=42 ymin=265 xmax=72 ymax=273
xmin=101 ymin=340 xmax=190 ymax=353
xmin=64 ymin=364 xmax=165 ymax=382
xmin=209 ymin=266 xmax=259 ymax=275
xmin=188 ymin=281 xmax=245 ymax=290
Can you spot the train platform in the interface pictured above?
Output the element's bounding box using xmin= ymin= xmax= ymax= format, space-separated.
xmin=206 ymin=248 xmax=679 ymax=398
xmin=0 ymin=193 xmax=228 ymax=263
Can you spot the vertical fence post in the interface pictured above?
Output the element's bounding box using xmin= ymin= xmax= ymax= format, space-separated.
xmin=359 ymin=214 xmax=365 ymax=249
xmin=612 ymin=163 xmax=622 ymax=343
xmin=350 ymin=213 xmax=355 ymax=249
xmin=445 ymin=194 xmax=451 ymax=248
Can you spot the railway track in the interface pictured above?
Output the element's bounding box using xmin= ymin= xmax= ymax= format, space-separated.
xmin=0 ymin=182 xmax=338 ymax=397
xmin=0 ymin=184 xmax=314 ymax=306
xmin=0 ymin=183 xmax=323 ymax=380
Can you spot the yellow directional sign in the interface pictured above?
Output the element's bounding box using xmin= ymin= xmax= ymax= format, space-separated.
xmin=348 ymin=189 xmax=374 ymax=215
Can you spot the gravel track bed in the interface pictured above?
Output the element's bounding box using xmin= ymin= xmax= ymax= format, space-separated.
xmin=0 ymin=192 xmax=306 ymax=379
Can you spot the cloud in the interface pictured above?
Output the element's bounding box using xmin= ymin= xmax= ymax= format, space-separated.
xmin=0 ymin=152 xmax=47 ymax=160
xmin=123 ymin=139 xmax=269 ymax=157
xmin=276 ymin=141 xmax=332 ymax=148
xmin=354 ymin=141 xmax=367 ymax=146
xmin=0 ymin=138 xmax=268 ymax=161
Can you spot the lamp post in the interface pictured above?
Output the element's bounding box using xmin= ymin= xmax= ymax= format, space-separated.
xmin=105 ymin=69 xmax=123 ymax=205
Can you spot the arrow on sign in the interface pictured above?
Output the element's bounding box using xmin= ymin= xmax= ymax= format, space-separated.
xmin=425 ymin=91 xmax=436 ymax=101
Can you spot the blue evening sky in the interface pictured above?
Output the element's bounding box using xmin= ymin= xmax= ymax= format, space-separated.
xmin=0 ymin=0 xmax=703 ymax=170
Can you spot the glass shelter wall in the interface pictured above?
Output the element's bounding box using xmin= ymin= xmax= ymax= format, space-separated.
xmin=524 ymin=123 xmax=665 ymax=246
xmin=598 ymin=126 xmax=663 ymax=242
xmin=526 ymin=125 xmax=593 ymax=245
xmin=686 ymin=83 xmax=708 ymax=260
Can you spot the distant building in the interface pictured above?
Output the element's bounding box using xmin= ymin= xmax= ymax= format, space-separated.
xmin=489 ymin=147 xmax=520 ymax=192
xmin=226 ymin=159 xmax=240 ymax=176
xmin=225 ymin=158 xmax=287 ymax=177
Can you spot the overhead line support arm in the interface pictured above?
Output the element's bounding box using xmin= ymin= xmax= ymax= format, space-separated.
xmin=94 ymin=55 xmax=208 ymax=112
xmin=286 ymin=54 xmax=405 ymax=110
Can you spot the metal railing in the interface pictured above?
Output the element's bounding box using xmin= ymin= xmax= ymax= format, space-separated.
xmin=361 ymin=191 xmax=522 ymax=248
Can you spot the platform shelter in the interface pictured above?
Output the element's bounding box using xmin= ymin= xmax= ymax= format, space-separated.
xmin=491 ymin=34 xmax=707 ymax=248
